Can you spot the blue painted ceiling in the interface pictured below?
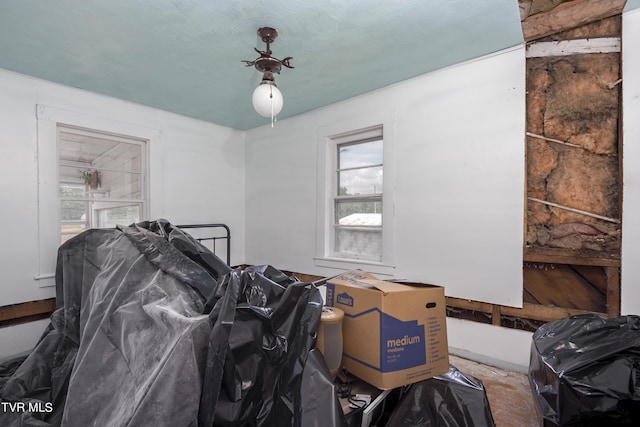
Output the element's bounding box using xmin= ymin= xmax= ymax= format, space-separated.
xmin=0 ymin=0 xmax=523 ymax=130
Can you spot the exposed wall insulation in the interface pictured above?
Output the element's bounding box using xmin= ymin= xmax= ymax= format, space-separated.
xmin=525 ymin=16 xmax=621 ymax=254
xmin=512 ymin=1 xmax=624 ymax=322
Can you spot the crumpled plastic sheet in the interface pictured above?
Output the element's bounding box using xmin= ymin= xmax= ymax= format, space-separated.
xmin=0 ymin=219 xmax=346 ymax=427
xmin=385 ymin=364 xmax=496 ymax=427
xmin=529 ymin=314 xmax=640 ymax=426
xmin=301 ymin=349 xmax=348 ymax=427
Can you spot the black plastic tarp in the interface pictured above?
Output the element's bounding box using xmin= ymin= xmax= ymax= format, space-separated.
xmin=385 ymin=364 xmax=496 ymax=427
xmin=0 ymin=219 xmax=346 ymax=427
xmin=529 ymin=314 xmax=640 ymax=426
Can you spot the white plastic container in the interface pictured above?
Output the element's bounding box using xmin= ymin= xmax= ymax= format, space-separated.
xmin=317 ymin=306 xmax=344 ymax=377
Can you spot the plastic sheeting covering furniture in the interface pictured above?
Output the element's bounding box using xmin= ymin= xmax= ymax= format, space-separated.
xmin=529 ymin=314 xmax=640 ymax=426
xmin=0 ymin=219 xmax=346 ymax=427
xmin=385 ymin=364 xmax=496 ymax=427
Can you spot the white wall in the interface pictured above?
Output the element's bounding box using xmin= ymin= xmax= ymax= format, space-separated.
xmin=447 ymin=318 xmax=532 ymax=372
xmin=0 ymin=68 xmax=245 ymax=358
xmin=622 ymin=5 xmax=640 ymax=315
xmin=0 ymin=319 xmax=50 ymax=359
xmin=246 ymin=46 xmax=526 ymax=308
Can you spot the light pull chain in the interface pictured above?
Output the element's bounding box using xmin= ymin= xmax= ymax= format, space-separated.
xmin=270 ymin=85 xmax=274 ymax=127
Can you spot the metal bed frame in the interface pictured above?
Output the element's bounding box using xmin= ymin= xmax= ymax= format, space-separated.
xmin=176 ymin=223 xmax=231 ymax=266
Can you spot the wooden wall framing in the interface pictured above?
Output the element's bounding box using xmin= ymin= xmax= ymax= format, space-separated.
xmin=520 ymin=0 xmax=627 ymax=41
xmin=519 ymin=0 xmax=623 ymax=327
xmin=0 ymin=298 xmax=55 ymax=328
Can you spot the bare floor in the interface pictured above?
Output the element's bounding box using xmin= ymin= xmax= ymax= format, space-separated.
xmin=449 ymin=355 xmax=539 ymax=427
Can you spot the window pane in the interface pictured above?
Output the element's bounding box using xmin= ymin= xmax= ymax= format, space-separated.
xmin=58 ymin=126 xmax=146 ymax=240
xmin=97 ymin=204 xmax=141 ymax=229
xmin=338 ymin=166 xmax=383 ymax=196
xmin=335 ymin=200 xmax=382 ymax=223
xmin=60 ymin=168 xmax=142 ymax=200
xmin=96 ymin=144 xmax=142 ymax=174
xmin=58 ymin=130 xmax=142 ymax=174
xmin=334 ymin=227 xmax=382 ymax=261
xmin=338 ymin=139 xmax=383 ymax=169
xmin=60 ymin=200 xmax=88 ymax=221
xmin=98 ymin=170 xmax=143 ymax=199
xmin=329 ymin=128 xmax=384 ymax=262
xmin=59 ymin=183 xmax=86 ymax=198
xmin=61 ymin=223 xmax=87 ymax=244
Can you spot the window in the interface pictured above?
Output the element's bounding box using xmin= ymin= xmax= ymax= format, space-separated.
xmin=58 ymin=126 xmax=146 ymax=243
xmin=333 ymin=128 xmax=383 ymax=261
xmin=315 ymin=115 xmax=395 ymax=275
xmin=36 ymin=105 xmax=160 ymax=288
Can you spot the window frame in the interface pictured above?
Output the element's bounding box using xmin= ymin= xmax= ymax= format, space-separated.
xmin=35 ymin=105 xmax=161 ymax=288
xmin=315 ymin=113 xmax=395 ymax=276
xmin=331 ymin=131 xmax=384 ymax=261
xmin=57 ymin=124 xmax=147 ymax=241
xmin=58 ymin=180 xmax=90 ymax=243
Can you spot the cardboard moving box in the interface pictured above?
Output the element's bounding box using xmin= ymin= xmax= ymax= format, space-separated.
xmin=326 ymin=270 xmax=449 ymax=390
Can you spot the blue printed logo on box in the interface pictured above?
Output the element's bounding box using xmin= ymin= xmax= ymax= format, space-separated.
xmin=326 ymin=284 xmax=335 ymax=306
xmin=342 ymin=308 xmax=427 ymax=373
xmin=336 ymin=292 xmax=354 ymax=307
xmin=380 ymin=312 xmax=426 ymax=372
xmin=325 ymin=285 xmax=353 ymax=308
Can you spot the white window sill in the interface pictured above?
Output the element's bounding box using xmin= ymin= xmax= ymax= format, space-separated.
xmin=314 ymin=257 xmax=395 ymax=277
xmin=34 ymin=273 xmax=55 ymax=288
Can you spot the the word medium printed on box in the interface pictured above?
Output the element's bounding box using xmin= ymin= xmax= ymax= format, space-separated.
xmin=326 ymin=270 xmax=449 ymax=390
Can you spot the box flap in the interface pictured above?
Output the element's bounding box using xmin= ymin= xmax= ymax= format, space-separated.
xmin=328 ymin=269 xmax=410 ymax=295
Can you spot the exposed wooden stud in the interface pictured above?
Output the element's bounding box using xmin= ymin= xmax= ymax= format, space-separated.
xmin=446 ymin=298 xmax=493 ymax=313
xmin=523 ymin=246 xmax=620 ymax=267
xmin=526 ymin=37 xmax=620 ymax=57
xmin=524 ymin=263 xmax=607 ymax=313
xmin=521 ymin=0 xmax=627 ymax=41
xmin=0 ymin=299 xmax=56 ymax=323
xmin=492 ymin=305 xmax=502 ymax=326
xmin=605 ymin=266 xmax=620 ymax=318
xmin=446 ymin=296 xmax=603 ymax=323
xmin=528 ymin=197 xmax=621 ymax=224
xmin=286 ymin=272 xmax=324 ymax=283
xmin=520 ymin=0 xmax=566 ymax=21
xmin=501 ymin=303 xmax=600 ymax=323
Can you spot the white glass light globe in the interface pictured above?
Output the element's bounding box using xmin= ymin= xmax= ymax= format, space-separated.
xmin=252 ymin=83 xmax=283 ymax=118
